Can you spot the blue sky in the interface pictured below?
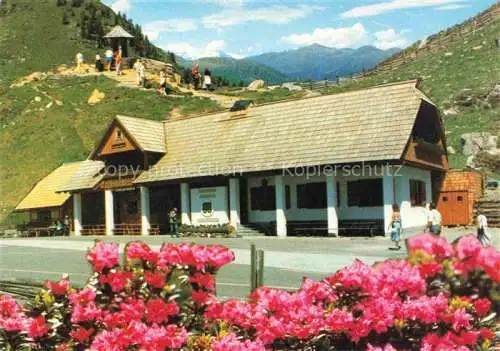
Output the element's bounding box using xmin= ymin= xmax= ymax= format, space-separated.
xmin=102 ymin=0 xmax=496 ymax=59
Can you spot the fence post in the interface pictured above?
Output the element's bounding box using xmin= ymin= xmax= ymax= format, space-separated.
xmin=257 ymin=249 xmax=264 ymax=288
xmin=250 ymin=243 xmax=257 ymax=292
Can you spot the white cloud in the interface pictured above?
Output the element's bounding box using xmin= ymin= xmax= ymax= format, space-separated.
xmin=226 ymin=52 xmax=246 ymax=59
xmin=204 ymin=0 xmax=244 ymax=7
xmin=281 ymin=23 xmax=368 ymax=48
xmin=163 ymin=40 xmax=226 ymax=59
xmin=110 ymin=0 xmax=131 ymax=14
xmin=143 ymin=19 xmax=197 ymax=40
xmin=374 ymin=28 xmax=409 ymax=49
xmin=435 ymin=4 xmax=470 ymax=10
xmin=341 ymin=0 xmax=465 ymax=18
xmin=203 ymin=4 xmax=322 ymax=29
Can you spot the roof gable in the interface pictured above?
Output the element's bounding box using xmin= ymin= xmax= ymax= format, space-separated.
xmin=91 ymin=116 xmax=165 ymax=158
xmin=137 ymin=80 xmax=429 ymax=183
xmin=104 ymin=25 xmax=134 ymax=38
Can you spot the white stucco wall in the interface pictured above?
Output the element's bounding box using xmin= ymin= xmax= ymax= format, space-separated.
xmin=246 ymin=165 xmax=432 ymax=229
xmin=190 ymin=187 xmax=229 ymax=225
xmin=395 ymin=165 xmax=432 ymax=232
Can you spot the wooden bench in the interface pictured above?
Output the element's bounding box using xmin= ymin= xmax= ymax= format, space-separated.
xmin=149 ymin=225 xmax=160 ymax=235
xmin=81 ymin=225 xmax=106 ymax=236
xmin=113 ymin=224 xmax=141 ymax=236
xmin=288 ymin=221 xmax=329 ymax=236
xmin=338 ymin=220 xmax=383 ymax=237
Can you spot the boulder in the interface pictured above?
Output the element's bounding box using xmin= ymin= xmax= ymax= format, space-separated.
xmin=281 ymin=82 xmax=303 ymax=91
xmin=447 ymin=146 xmax=456 ymax=155
xmin=443 ymin=107 xmax=459 ymax=116
xmin=460 ymin=132 xmax=498 ymax=156
xmin=88 ymin=89 xmax=105 ymax=105
xmin=247 ymin=79 xmax=265 ymax=91
xmin=486 ymin=84 xmax=500 ymax=105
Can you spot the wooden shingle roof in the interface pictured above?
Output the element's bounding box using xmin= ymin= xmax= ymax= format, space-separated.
xmin=104 ymin=25 xmax=134 ymax=38
xmin=15 ymin=162 xmax=86 ymax=210
xmin=136 ymin=80 xmax=428 ymax=183
xmin=57 ymin=160 xmax=105 ymax=193
xmin=116 ymin=115 xmax=165 ymax=153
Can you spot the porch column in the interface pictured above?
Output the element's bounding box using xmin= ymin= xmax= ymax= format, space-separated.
xmin=383 ymin=174 xmax=395 ymax=237
xmin=104 ymin=190 xmax=115 ymax=236
xmin=229 ymin=178 xmax=241 ymax=228
xmin=180 ymin=183 xmax=191 ymax=225
xmin=326 ymin=174 xmax=339 ymax=237
xmin=275 ymin=175 xmax=287 ymax=237
xmin=73 ymin=193 xmax=82 ymax=237
xmin=140 ymin=186 xmax=151 ymax=236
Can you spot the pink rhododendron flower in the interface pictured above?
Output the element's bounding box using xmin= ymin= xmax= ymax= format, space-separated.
xmin=472 ymin=298 xmax=491 ymax=317
xmin=190 ymin=272 xmax=215 ymax=290
xmin=68 ymin=288 xmax=96 ymax=305
xmin=452 ymin=308 xmax=473 ymax=331
xmin=367 ymin=343 xmax=397 ymax=351
xmin=70 ymin=326 xmax=95 ymax=343
xmin=477 ymin=246 xmax=500 ymax=282
xmin=71 ymin=302 xmax=102 ymax=323
xmin=27 ymin=315 xmax=49 ymax=339
xmin=212 ymin=333 xmax=266 ymax=351
xmin=455 ymin=235 xmax=483 ymax=260
xmin=326 ymin=259 xmax=377 ymax=293
xmin=99 ymin=271 xmax=133 ymax=292
xmin=126 ymin=242 xmax=159 ymax=264
xmin=87 ymin=242 xmax=120 ymax=272
xmin=146 ymin=299 xmax=179 ymax=324
xmin=45 ymin=279 xmax=70 ymax=296
xmin=141 ymin=324 xmax=188 ymax=351
xmin=407 ymin=233 xmax=453 ymax=258
xmin=144 ymin=271 xmax=166 ymax=289
xmin=0 ymin=294 xmax=27 ymax=332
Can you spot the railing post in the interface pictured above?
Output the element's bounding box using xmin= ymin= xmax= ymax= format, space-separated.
xmin=250 ymin=243 xmax=257 ymax=292
xmin=257 ymin=249 xmax=264 ymax=288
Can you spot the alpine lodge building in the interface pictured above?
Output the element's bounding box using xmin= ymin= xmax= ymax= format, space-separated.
xmin=15 ymin=80 xmax=449 ymax=237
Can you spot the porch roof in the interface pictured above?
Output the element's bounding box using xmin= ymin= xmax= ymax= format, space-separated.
xmin=57 ymin=160 xmax=106 ymax=193
xmin=136 ymin=79 xmax=429 ymax=183
xmin=15 ymin=162 xmax=86 ymax=210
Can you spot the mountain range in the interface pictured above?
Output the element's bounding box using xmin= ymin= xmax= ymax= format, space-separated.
xmin=178 ymin=44 xmax=400 ymax=83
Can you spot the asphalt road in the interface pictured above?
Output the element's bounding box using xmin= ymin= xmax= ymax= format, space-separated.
xmin=0 ymin=228 xmax=497 ymax=299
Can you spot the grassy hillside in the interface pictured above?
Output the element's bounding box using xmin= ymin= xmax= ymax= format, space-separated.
xmin=319 ymin=13 xmax=499 ymax=172
xmin=0 ymin=75 xmax=221 ymax=224
xmin=179 ymin=57 xmax=291 ymax=85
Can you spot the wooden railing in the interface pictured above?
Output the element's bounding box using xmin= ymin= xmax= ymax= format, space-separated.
xmin=81 ymin=225 xmax=106 ymax=236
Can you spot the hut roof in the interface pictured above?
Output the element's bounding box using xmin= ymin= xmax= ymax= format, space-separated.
xmin=104 ymin=25 xmax=134 ymax=39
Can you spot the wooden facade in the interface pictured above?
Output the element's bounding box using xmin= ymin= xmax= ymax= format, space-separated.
xmin=437 ymin=170 xmax=483 ymax=225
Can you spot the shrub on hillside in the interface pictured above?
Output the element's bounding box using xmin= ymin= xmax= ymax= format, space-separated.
xmin=0 ymin=234 xmax=498 ymax=350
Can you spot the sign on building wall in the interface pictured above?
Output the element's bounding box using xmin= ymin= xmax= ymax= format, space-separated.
xmin=190 ymin=187 xmax=229 ymax=225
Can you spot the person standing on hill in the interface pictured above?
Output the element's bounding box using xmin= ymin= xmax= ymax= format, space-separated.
xmin=203 ymin=67 xmax=212 ymax=90
xmin=133 ymin=59 xmax=142 ymax=86
xmin=427 ymin=202 xmax=442 ymax=235
xmin=114 ymin=50 xmax=122 ymax=76
xmin=105 ymin=49 xmax=113 ymax=71
xmin=75 ymin=52 xmax=84 ymax=72
xmin=477 ymin=212 xmax=491 ymax=247
xmin=191 ymin=63 xmax=200 ymax=89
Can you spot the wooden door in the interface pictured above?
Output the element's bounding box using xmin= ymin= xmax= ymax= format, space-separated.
xmin=438 ymin=191 xmax=469 ymax=226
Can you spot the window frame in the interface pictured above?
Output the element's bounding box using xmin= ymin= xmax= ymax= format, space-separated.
xmin=296 ymin=182 xmax=327 ymax=209
xmin=409 ymin=179 xmax=427 ymax=207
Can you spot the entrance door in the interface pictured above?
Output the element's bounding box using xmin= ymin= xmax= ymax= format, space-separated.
xmin=438 ymin=191 xmax=469 ymax=226
xmin=239 ymin=178 xmax=248 ymax=224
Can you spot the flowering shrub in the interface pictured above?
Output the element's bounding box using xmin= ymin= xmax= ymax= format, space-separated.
xmin=0 ymin=234 xmax=498 ymax=350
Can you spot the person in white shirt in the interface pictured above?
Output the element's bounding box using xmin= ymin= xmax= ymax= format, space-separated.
xmin=105 ymin=49 xmax=113 ymax=71
xmin=427 ymin=202 xmax=442 ymax=235
xmin=75 ymin=52 xmax=84 ymax=71
xmin=133 ymin=60 xmax=142 ymax=86
xmin=477 ymin=213 xmax=491 ymax=247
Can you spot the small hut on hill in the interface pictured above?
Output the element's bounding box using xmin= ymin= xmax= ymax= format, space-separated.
xmin=104 ymin=25 xmax=134 ymax=57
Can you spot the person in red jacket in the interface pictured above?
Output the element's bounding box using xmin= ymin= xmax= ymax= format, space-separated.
xmin=191 ymin=63 xmax=200 ymax=89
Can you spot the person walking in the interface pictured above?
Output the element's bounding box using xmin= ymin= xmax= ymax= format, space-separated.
xmin=159 ymin=70 xmax=167 ymax=96
xmin=191 ymin=63 xmax=200 ymax=90
xmin=115 ymin=50 xmax=122 ymax=76
xmin=75 ymin=52 xmax=84 ymax=72
xmin=388 ymin=204 xmax=402 ymax=250
xmin=203 ymin=67 xmax=212 ymax=90
xmin=133 ymin=59 xmax=142 ymax=86
xmin=105 ymin=48 xmax=113 ymax=71
xmin=477 ymin=212 xmax=491 ymax=247
xmin=168 ymin=207 xmax=179 ymax=237
xmin=63 ymin=215 xmax=71 ymax=236
xmin=95 ymin=53 xmax=103 ymax=72
xmin=427 ymin=202 xmax=442 ymax=235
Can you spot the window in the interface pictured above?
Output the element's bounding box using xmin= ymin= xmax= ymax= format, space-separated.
xmin=336 ymin=182 xmax=341 ymax=207
xmin=285 ymin=185 xmax=291 ymax=209
xmin=116 ymin=130 xmax=123 ymax=140
xmin=251 ymin=186 xmax=276 ymax=211
xmin=37 ymin=210 xmax=51 ymax=221
xmin=297 ymin=182 xmax=327 ymax=209
xmin=457 ymin=196 xmax=463 ymax=201
xmin=347 ymin=179 xmax=383 ymax=207
xmin=443 ymin=196 xmax=448 ymax=202
xmin=410 ymin=179 xmax=427 ymax=206
xmin=126 ymin=201 xmax=138 ymax=214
